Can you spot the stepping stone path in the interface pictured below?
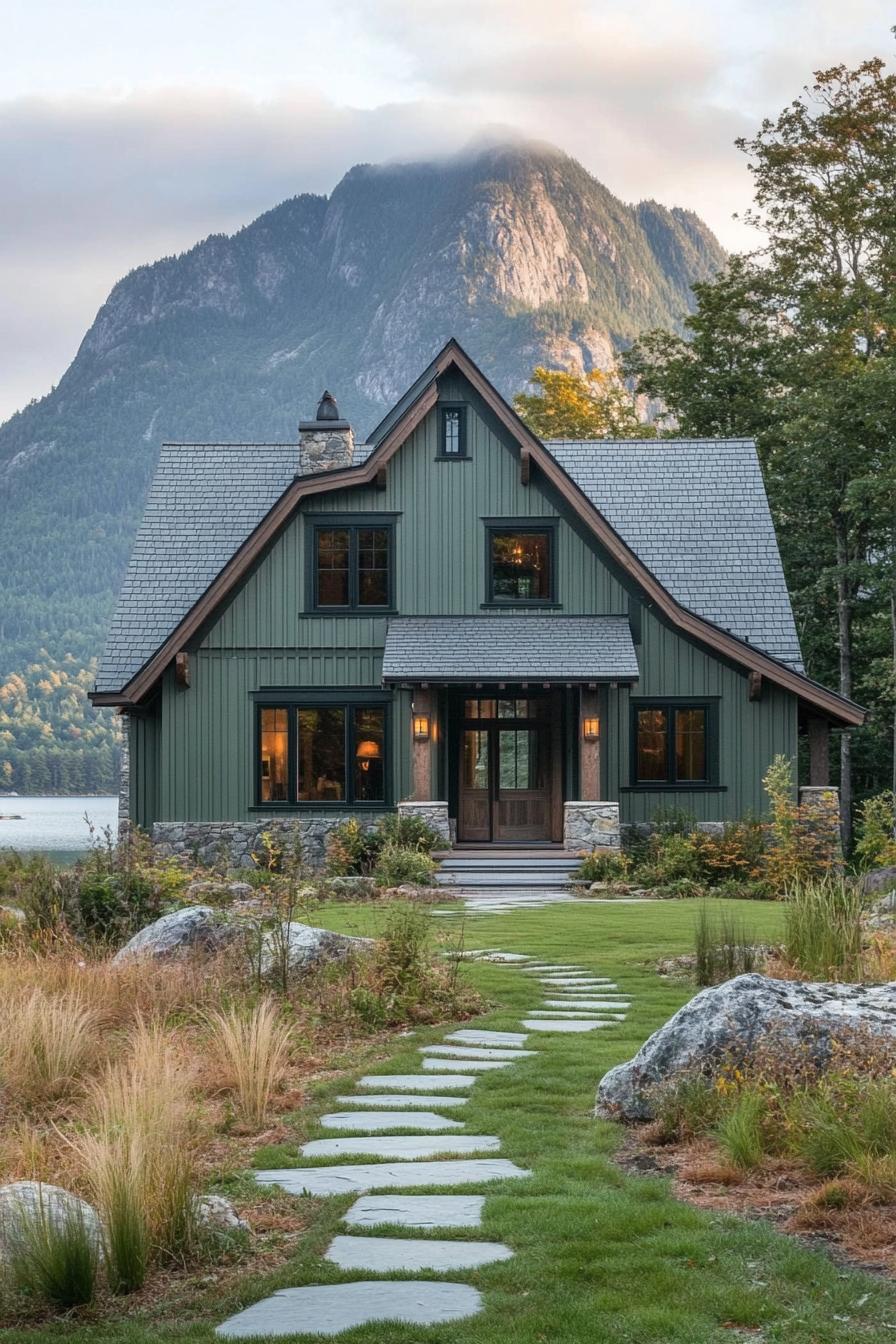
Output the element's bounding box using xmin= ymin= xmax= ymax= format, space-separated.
xmin=217 ymin=942 xmax=633 ymax=1338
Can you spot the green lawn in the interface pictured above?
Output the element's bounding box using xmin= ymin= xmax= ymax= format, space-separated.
xmin=9 ymin=898 xmax=896 ymax=1343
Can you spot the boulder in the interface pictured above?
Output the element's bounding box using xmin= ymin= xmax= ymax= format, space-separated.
xmin=0 ymin=1182 xmax=103 ymax=1259
xmin=0 ymin=904 xmax=26 ymax=925
xmin=185 ymin=879 xmax=255 ymax=903
xmin=597 ymin=973 xmax=896 ymax=1122
xmin=260 ymin=921 xmax=372 ymax=978
xmin=113 ymin=905 xmax=242 ymax=964
xmin=861 ymin=866 xmax=896 ymax=899
xmin=325 ymin=876 xmax=378 ymax=900
xmin=194 ymin=1194 xmax=249 ymax=1235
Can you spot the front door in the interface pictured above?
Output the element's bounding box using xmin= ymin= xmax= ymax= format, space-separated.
xmin=458 ymin=695 xmax=554 ymax=843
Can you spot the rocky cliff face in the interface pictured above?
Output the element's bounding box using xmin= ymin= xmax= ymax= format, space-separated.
xmin=0 ymin=141 xmax=725 ymax=677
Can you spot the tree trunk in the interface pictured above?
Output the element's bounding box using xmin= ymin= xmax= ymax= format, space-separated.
xmin=835 ymin=525 xmax=853 ymax=851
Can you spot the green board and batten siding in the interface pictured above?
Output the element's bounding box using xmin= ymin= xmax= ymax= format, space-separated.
xmin=131 ymin=373 xmax=797 ymax=829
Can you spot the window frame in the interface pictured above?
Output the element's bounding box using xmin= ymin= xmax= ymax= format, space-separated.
xmin=627 ymin=698 xmax=721 ymax=791
xmin=437 ymin=404 xmax=468 ymax=460
xmin=483 ymin=518 xmax=559 ymax=607
xmin=252 ymin=690 xmax=393 ymax=810
xmin=305 ymin=514 xmax=397 ymax=614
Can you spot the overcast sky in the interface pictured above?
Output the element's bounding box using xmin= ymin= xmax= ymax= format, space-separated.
xmin=1 ymin=0 xmax=892 ymax=422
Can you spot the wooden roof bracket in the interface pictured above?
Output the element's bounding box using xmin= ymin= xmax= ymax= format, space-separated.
xmin=520 ymin=446 xmax=531 ymax=485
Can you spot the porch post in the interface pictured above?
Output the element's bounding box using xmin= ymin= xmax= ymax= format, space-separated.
xmin=411 ymin=687 xmax=434 ymax=801
xmin=807 ymin=715 xmax=830 ymax=786
xmin=579 ymin=688 xmax=600 ymax=802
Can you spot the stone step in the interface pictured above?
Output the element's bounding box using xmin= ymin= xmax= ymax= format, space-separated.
xmin=421 ymin=1056 xmax=512 ymax=1073
xmin=541 ymin=999 xmax=631 ymax=1010
xmin=319 ymin=1111 xmax=466 ymax=1133
xmin=336 ymin=1093 xmax=469 ymax=1109
xmin=325 ymin=1233 xmax=514 ymax=1272
xmin=531 ymin=1010 xmax=627 ymax=1020
xmin=420 ymin=1045 xmax=537 ymax=1061
xmin=444 ymin=1029 xmax=529 ymax=1047
xmin=216 ymin=1281 xmax=483 ymax=1338
xmin=521 ymin=1018 xmax=609 ymax=1033
xmin=357 ymin=1073 xmax=477 ymax=1091
xmin=255 ymin=1158 xmax=531 ymax=1196
xmin=301 ymin=1135 xmax=501 ymax=1161
xmin=343 ymin=1194 xmax=485 ymax=1229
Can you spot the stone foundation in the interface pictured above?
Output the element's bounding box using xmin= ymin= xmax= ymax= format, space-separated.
xmin=798 ymin=785 xmax=843 ymax=867
xmin=397 ymin=801 xmax=451 ymax=845
xmin=620 ymin=820 xmax=725 ymax=845
xmin=563 ymin=801 xmax=621 ymax=853
xmin=152 ymin=814 xmax=390 ymax=871
xmin=118 ymin=716 xmax=130 ymax=838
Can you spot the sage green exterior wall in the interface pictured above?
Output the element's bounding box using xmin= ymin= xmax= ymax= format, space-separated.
xmin=135 ymin=371 xmax=799 ymax=829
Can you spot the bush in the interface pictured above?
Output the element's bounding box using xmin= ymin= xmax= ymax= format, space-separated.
xmin=326 ymin=814 xmax=443 ymax=878
xmin=1 ymin=989 xmax=102 ymax=1106
xmin=694 ymin=904 xmax=761 ymax=986
xmin=854 ymin=791 xmax=896 ymax=872
xmin=574 ymin=849 xmax=630 ymax=883
xmin=372 ymin=844 xmax=437 ymax=889
xmin=693 ymin=818 xmax=767 ymax=887
xmin=783 ymin=876 xmax=864 ymax=980
xmin=374 ymin=812 xmax=442 ymax=854
xmin=3 ymin=1194 xmax=99 ymax=1308
xmin=637 ymin=831 xmax=707 ymax=888
xmin=787 ymin=1077 xmax=896 ymax=1180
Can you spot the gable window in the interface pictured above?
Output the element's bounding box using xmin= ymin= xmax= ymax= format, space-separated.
xmin=309 ymin=518 xmax=394 ymax=611
xmin=438 ymin=405 xmax=467 ymax=458
xmin=631 ymin=702 xmax=716 ymax=787
xmin=486 ymin=523 xmax=555 ymax=604
xmin=256 ymin=698 xmax=388 ymax=806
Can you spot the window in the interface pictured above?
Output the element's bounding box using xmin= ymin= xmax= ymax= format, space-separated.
xmin=309 ymin=518 xmax=394 ymax=611
xmin=255 ymin=700 xmax=388 ymax=806
xmin=631 ymin=702 xmax=715 ymax=787
xmin=486 ymin=525 xmax=554 ymax=603
xmin=438 ymin=405 xmax=467 ymax=458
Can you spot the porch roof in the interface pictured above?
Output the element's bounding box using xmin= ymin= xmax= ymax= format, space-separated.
xmin=381 ymin=615 xmax=639 ymax=684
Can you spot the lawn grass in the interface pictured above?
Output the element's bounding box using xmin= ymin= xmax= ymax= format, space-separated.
xmin=7 ymin=897 xmax=896 ymax=1343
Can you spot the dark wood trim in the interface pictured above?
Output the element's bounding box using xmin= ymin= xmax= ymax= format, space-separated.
xmin=808 ymin=715 xmax=830 ymax=786
xmin=97 ymin=341 xmax=862 ymax=726
xmin=748 ymin=670 xmax=763 ymax=701
xmin=174 ymin=652 xmax=190 ymax=687
xmin=520 ymin=447 xmax=531 ymax=485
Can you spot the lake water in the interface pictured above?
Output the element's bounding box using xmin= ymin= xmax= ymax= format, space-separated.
xmin=0 ymin=796 xmax=118 ymax=862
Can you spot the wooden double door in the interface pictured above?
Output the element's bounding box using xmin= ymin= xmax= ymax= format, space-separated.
xmin=458 ymin=693 xmax=560 ymax=843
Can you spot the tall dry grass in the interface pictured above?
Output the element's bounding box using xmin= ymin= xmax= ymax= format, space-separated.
xmin=0 ymin=989 xmax=102 ymax=1106
xmin=204 ymin=998 xmax=294 ymax=1126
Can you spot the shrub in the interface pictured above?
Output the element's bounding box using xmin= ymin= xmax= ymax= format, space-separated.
xmin=326 ymin=813 xmax=443 ymax=878
xmin=787 ymin=1077 xmax=896 ymax=1179
xmin=650 ymin=1073 xmax=723 ymax=1142
xmin=374 ymin=812 xmax=442 ymax=854
xmin=763 ymin=755 xmax=839 ymax=891
xmin=574 ymin=849 xmax=630 ymax=883
xmin=694 ymin=818 xmax=767 ymax=886
xmin=205 ymin=998 xmax=293 ymax=1126
xmin=783 ymin=876 xmax=864 ymax=980
xmin=372 ymin=843 xmax=437 ymax=889
xmin=854 ymin=791 xmax=896 ymax=872
xmin=3 ymin=1194 xmax=99 ymax=1308
xmin=715 ymin=1088 xmax=767 ymax=1169
xmin=694 ymin=904 xmax=760 ymax=986
xmin=638 ymin=832 xmax=707 ymax=889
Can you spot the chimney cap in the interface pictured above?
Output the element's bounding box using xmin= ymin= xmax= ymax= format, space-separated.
xmin=316 ymin=390 xmax=340 ymax=421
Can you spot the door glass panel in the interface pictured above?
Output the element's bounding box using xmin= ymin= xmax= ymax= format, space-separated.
xmin=675 ymin=708 xmax=707 ymax=782
xmin=260 ymin=708 xmax=289 ymax=802
xmin=636 ymin=708 xmax=668 ymax=782
xmin=297 ymin=708 xmax=345 ymax=800
xmin=498 ymin=729 xmax=540 ymax=790
xmin=354 ymin=707 xmax=385 ymax=802
xmin=463 ymin=730 xmax=489 ymax=789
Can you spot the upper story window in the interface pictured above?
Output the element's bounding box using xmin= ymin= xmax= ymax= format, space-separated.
xmin=309 ymin=517 xmax=395 ymax=611
xmin=631 ymin=702 xmax=715 ymax=787
xmin=486 ymin=523 xmax=555 ymax=604
xmin=438 ymin=405 xmax=467 ymax=458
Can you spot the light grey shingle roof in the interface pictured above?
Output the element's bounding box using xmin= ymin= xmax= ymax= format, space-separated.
xmin=382 ymin=615 xmax=639 ymax=683
xmin=548 ymin=438 xmax=803 ymax=670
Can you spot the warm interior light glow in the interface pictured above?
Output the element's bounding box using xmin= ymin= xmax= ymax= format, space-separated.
xmin=413 ymin=714 xmax=431 ymax=741
xmin=583 ymin=716 xmax=600 ymax=742
xmin=355 ymin=738 xmax=381 ymax=772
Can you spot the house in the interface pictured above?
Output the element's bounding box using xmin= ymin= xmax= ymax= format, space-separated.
xmin=91 ymin=341 xmax=862 ymax=867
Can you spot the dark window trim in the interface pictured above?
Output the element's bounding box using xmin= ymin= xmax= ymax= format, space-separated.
xmin=628 ymin=698 xmax=719 ymax=789
xmin=253 ymin=692 xmax=392 ymax=808
xmin=437 ymin=403 xmax=468 ymax=459
xmin=483 ymin=518 xmax=558 ymax=607
xmin=304 ymin=514 xmax=397 ymax=613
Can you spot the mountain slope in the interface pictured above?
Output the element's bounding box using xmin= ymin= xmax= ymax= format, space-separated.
xmin=0 ymin=141 xmax=724 ymax=705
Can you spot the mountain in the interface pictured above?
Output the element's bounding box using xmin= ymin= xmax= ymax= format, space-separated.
xmin=0 ymin=140 xmax=724 ymax=791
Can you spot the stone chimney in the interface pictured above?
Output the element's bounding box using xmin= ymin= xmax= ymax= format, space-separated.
xmin=298 ymin=390 xmax=354 ymax=473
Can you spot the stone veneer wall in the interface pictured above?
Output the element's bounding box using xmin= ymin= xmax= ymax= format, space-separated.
xmin=152 ymin=814 xmax=390 ymax=871
xmin=118 ymin=715 xmax=130 ymax=838
xmin=397 ymin=801 xmax=451 ymax=845
xmin=563 ymin=801 xmax=621 ymax=853
xmin=798 ymin=785 xmax=843 ymax=866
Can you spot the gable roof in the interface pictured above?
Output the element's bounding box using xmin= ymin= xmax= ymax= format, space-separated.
xmin=92 ymin=339 xmax=862 ymax=727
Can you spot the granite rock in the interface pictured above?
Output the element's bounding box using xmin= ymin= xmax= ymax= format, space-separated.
xmin=113 ymin=905 xmax=242 ymax=964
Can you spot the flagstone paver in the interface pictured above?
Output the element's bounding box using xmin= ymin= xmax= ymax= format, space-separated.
xmin=343 ymin=1195 xmax=486 ymax=1229
xmin=302 ymin=1134 xmax=502 ymax=1160
xmin=421 ymin=1044 xmax=537 ymax=1060
xmin=541 ymin=998 xmax=631 ymax=1010
xmin=336 ymin=1092 xmax=469 ymax=1109
xmin=522 ymin=1018 xmax=611 ymax=1032
xmin=254 ymin=1159 xmax=532 ymax=1195
xmin=421 ymin=1056 xmax=513 ymax=1072
xmin=319 ymin=1111 xmax=466 ymax=1132
xmin=216 ymin=1282 xmax=483 ymax=1337
xmin=357 ymin=1073 xmax=477 ymax=1090
xmin=325 ymin=1234 xmax=514 ymax=1272
xmin=444 ymin=1029 xmax=529 ymax=1047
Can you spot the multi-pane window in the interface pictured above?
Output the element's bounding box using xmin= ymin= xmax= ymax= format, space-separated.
xmin=439 ymin=405 xmax=467 ymax=457
xmin=257 ymin=702 xmax=387 ymax=805
xmin=311 ymin=521 xmax=393 ymax=610
xmin=488 ymin=527 xmax=553 ymax=603
xmin=632 ymin=703 xmax=712 ymax=786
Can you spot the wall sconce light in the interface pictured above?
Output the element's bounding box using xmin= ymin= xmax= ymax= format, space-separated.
xmin=582 ymin=716 xmax=600 ymax=742
xmin=413 ymin=714 xmax=431 ymax=741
